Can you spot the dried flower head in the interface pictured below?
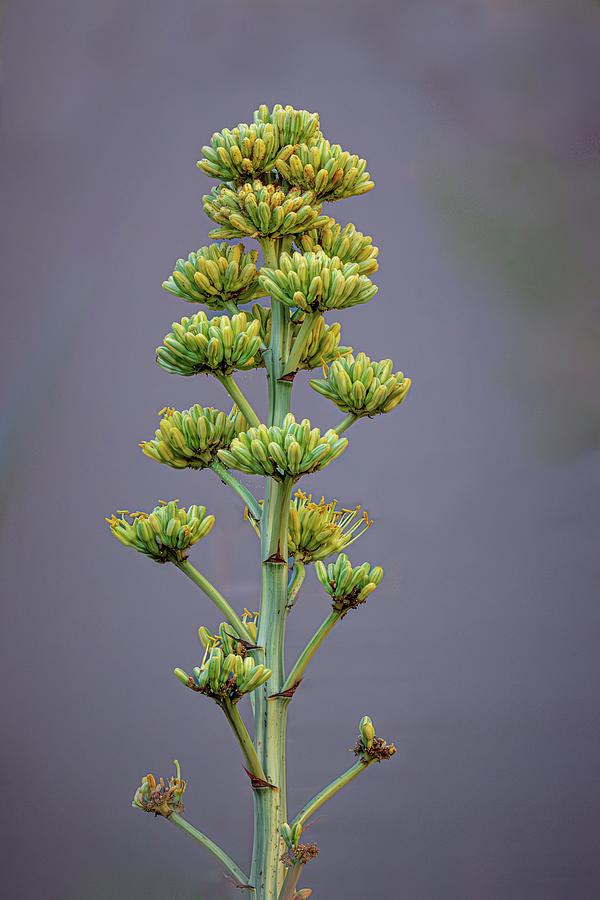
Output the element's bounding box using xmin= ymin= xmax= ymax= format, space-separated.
xmin=132 ymin=760 xmax=186 ymax=817
xmin=353 ymin=718 xmax=397 ymax=762
xmin=281 ymin=842 xmax=320 ymax=867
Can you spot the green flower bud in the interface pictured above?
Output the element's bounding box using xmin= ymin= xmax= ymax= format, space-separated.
xmin=295 ymin=220 xmax=379 ymax=276
xmin=203 ymin=181 xmax=329 ymax=241
xmin=315 ymin=553 xmax=384 ymax=614
xmin=132 ymin=761 xmax=186 ymax=818
xmin=287 ymin=492 xmax=373 ymax=563
xmin=163 ymin=242 xmax=260 ymax=310
xmin=140 ymin=404 xmax=247 ymax=470
xmin=197 ymin=122 xmax=294 ymax=184
xmin=311 ymin=352 xmax=411 ymax=417
xmin=275 ymin=139 xmax=374 ymax=201
xmin=253 ymin=103 xmax=322 ymax=149
xmin=259 ymin=251 xmax=377 ymax=314
xmin=177 ymin=641 xmax=271 ymax=704
xmin=218 ymin=414 xmax=347 ymax=481
xmin=156 ymin=311 xmax=262 ymax=377
xmin=359 ymin=715 xmax=376 ymax=750
xmin=251 ymin=304 xmax=352 ymax=371
xmin=106 ymin=500 xmax=215 ymax=564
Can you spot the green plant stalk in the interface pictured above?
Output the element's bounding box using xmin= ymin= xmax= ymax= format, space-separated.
xmin=221 ymin=698 xmax=268 ymax=782
xmin=210 ymin=459 xmax=262 ymax=522
xmin=250 ymin=235 xmax=294 ymax=899
xmin=217 ymin=372 xmax=261 ymax=428
xmin=332 ymin=412 xmax=357 ymax=435
xmin=281 ymin=610 xmax=341 ymax=694
xmin=278 ymin=862 xmax=303 ymax=900
xmin=291 ymin=758 xmax=373 ymax=829
xmin=175 ymin=559 xmax=253 ymax=643
xmin=286 ymin=561 xmax=306 ymax=609
xmin=280 ymin=311 xmax=319 ymax=378
xmin=169 ymin=812 xmax=250 ymax=887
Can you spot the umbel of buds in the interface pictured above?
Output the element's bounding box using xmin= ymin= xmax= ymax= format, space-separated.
xmin=287 ymin=491 xmax=373 ymax=563
xmin=275 ymin=138 xmax=374 ymax=201
xmin=295 ymin=221 xmax=379 ymax=276
xmin=311 ymin=352 xmax=412 ymax=418
xmin=162 ymin=242 xmax=259 ymax=309
xmin=156 ymin=311 xmax=262 ymax=377
xmin=107 ymin=103 xmax=411 ymax=900
xmin=140 ymin=404 xmax=247 ymax=470
xmin=132 ymin=760 xmax=186 ymax=817
xmin=259 ymin=251 xmax=378 ymax=314
xmin=218 ymin=414 xmax=348 ymax=480
xmin=105 ymin=500 xmax=215 ymax=563
xmin=315 ymin=553 xmax=384 ymax=614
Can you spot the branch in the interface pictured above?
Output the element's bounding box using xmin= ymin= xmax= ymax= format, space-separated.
xmin=221 ymin=698 xmax=269 ymax=783
xmin=168 ymin=812 xmax=252 ymax=888
xmin=280 ymin=610 xmax=341 ymax=694
xmin=175 ymin=559 xmax=253 ymax=643
xmin=216 ymin=373 xmax=261 ymax=428
xmin=278 ymin=862 xmax=303 ymax=900
xmin=332 ymin=413 xmax=357 ymax=436
xmin=290 ymin=758 xmax=373 ymax=830
xmin=286 ymin=561 xmax=306 ymax=609
xmin=280 ymin=312 xmax=319 ymax=379
xmin=210 ymin=460 xmax=262 ymax=523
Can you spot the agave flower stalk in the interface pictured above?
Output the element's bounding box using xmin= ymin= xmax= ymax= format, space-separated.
xmin=107 ymin=103 xmax=411 ymax=899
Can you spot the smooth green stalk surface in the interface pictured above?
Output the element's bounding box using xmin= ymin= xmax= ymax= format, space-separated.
xmin=175 ymin=559 xmax=253 ymax=643
xmin=169 ymin=813 xmax=250 ymax=886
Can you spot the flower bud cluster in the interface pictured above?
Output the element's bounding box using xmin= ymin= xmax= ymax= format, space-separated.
xmin=259 ymin=251 xmax=377 ymax=314
xmin=132 ymin=761 xmax=186 ymax=817
xmin=203 ymin=181 xmax=329 ymax=241
xmin=217 ymin=414 xmax=347 ymax=481
xmin=106 ymin=501 xmax=215 ymax=563
xmin=315 ymin=553 xmax=383 ymax=615
xmin=275 ymin=139 xmax=373 ymax=201
xmin=174 ymin=640 xmax=271 ymax=704
xmin=295 ymin=220 xmax=379 ymax=276
xmin=253 ymin=104 xmax=322 ymax=149
xmin=311 ymin=352 xmax=411 ymax=417
xmin=288 ymin=491 xmax=373 ymax=563
xmin=251 ymin=305 xmax=352 ymax=371
xmin=354 ymin=716 xmax=397 ymax=762
xmin=197 ymin=121 xmax=295 ymax=183
xmin=156 ymin=311 xmax=262 ymax=377
xmin=140 ymin=404 xmax=247 ymax=470
xmin=162 ymin=242 xmax=259 ymax=309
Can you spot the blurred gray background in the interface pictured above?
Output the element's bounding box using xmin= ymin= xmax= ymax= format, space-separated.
xmin=1 ymin=1 xmax=599 ymax=898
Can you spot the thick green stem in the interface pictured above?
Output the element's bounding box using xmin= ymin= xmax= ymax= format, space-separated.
xmin=217 ymin=373 xmax=261 ymax=428
xmin=290 ymin=759 xmax=372 ymax=829
xmin=286 ymin=562 xmax=305 ymax=610
xmin=278 ymin=862 xmax=303 ymax=900
xmin=168 ymin=812 xmax=251 ymax=887
xmin=222 ymin=698 xmax=268 ymax=782
xmin=281 ymin=610 xmax=341 ymax=694
xmin=175 ymin=559 xmax=253 ymax=644
xmin=280 ymin=312 xmax=319 ymax=378
xmin=210 ymin=459 xmax=262 ymax=522
xmin=332 ymin=412 xmax=358 ymax=435
xmin=251 ymin=236 xmax=293 ymax=900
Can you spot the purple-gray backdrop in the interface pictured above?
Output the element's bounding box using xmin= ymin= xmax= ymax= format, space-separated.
xmin=1 ymin=2 xmax=599 ymax=898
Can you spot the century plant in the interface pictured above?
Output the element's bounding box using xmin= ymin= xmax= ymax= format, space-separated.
xmin=108 ymin=103 xmax=411 ymax=899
